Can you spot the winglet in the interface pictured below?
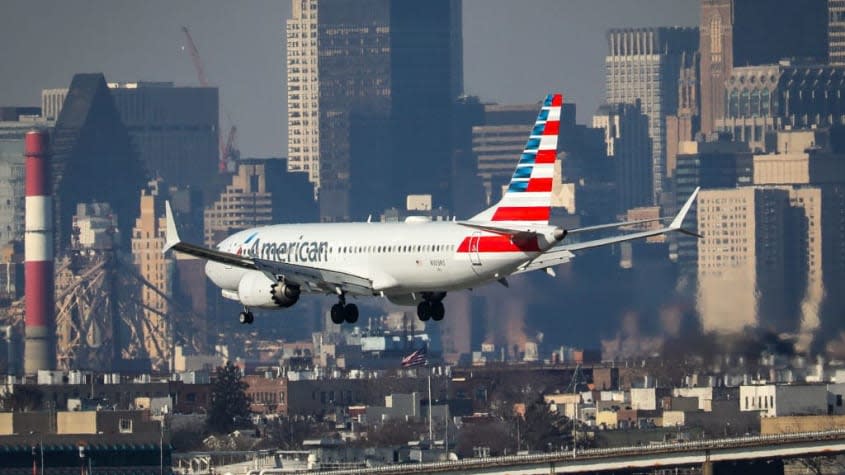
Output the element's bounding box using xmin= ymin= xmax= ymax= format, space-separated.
xmin=670 ymin=187 xmax=700 ymax=230
xmin=164 ymin=200 xmax=181 ymax=253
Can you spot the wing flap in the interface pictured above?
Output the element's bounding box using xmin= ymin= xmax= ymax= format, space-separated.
xmin=514 ymin=248 xmax=574 ymax=275
xmin=252 ymin=258 xmax=373 ymax=295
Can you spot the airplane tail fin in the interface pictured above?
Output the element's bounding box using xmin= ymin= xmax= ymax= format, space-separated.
xmin=469 ymin=93 xmax=561 ymax=226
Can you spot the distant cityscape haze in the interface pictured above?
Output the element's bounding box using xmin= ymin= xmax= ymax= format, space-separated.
xmin=0 ymin=0 xmax=698 ymax=157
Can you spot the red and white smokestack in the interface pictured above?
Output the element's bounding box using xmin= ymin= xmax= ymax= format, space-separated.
xmin=24 ymin=130 xmax=55 ymax=374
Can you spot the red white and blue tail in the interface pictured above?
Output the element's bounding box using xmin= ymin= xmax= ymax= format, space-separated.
xmin=469 ymin=93 xmax=561 ymax=226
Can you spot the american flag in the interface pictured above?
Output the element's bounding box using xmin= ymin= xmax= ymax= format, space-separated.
xmin=401 ymin=347 xmax=428 ymax=368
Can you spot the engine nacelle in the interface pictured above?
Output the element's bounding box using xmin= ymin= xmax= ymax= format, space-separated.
xmin=237 ymin=271 xmax=301 ymax=309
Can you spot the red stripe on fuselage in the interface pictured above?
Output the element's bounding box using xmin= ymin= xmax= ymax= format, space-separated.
xmin=491 ymin=206 xmax=550 ymax=221
xmin=457 ymin=235 xmax=540 ymax=253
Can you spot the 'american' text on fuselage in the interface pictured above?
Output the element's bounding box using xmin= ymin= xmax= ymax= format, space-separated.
xmin=242 ymin=238 xmax=329 ymax=263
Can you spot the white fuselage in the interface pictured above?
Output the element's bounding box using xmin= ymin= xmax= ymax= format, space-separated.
xmin=205 ymin=220 xmax=550 ymax=304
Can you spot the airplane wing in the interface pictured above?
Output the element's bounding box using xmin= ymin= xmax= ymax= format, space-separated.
xmin=163 ymin=203 xmax=374 ymax=296
xmin=565 ymin=216 xmax=671 ymax=235
xmin=560 ymin=186 xmax=701 ymax=251
xmin=516 ymin=187 xmax=701 ymax=273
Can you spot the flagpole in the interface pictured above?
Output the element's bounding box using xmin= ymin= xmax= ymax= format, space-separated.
xmin=428 ymin=365 xmax=433 ymax=447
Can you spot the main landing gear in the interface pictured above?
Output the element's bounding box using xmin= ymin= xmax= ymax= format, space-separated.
xmin=330 ymin=293 xmax=359 ymax=325
xmin=417 ymin=293 xmax=446 ymax=322
xmin=239 ymin=307 xmax=255 ymax=325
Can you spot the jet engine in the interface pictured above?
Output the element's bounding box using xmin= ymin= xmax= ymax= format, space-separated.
xmin=237 ymin=271 xmax=300 ymax=309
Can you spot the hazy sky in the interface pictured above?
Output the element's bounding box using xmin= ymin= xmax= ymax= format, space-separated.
xmin=0 ymin=0 xmax=698 ymax=157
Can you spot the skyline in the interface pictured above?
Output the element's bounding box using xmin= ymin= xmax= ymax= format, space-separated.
xmin=0 ymin=0 xmax=698 ymax=157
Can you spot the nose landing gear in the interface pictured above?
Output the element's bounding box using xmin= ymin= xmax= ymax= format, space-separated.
xmin=239 ymin=308 xmax=254 ymax=324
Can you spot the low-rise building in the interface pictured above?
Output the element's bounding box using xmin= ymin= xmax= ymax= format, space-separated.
xmin=596 ymin=410 xmax=618 ymax=430
xmin=0 ymin=409 xmax=168 ymax=473
xmin=740 ymin=384 xmax=828 ymax=417
xmin=244 ymin=374 xmax=288 ymax=415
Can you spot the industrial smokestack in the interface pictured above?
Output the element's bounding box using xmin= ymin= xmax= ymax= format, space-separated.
xmin=24 ymin=130 xmax=55 ymax=374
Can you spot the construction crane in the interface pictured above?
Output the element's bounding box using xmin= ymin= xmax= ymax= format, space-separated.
xmin=181 ymin=26 xmax=239 ymax=173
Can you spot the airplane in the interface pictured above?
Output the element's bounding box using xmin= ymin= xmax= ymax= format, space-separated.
xmin=164 ymin=94 xmax=700 ymax=326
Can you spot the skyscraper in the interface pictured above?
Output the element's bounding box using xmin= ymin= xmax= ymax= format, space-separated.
xmin=472 ymin=103 xmax=541 ymax=205
xmin=752 ymin=129 xmax=845 ymax=352
xmin=605 ymin=27 xmax=698 ymax=203
xmin=674 ymin=136 xmax=753 ymax=277
xmin=0 ymin=113 xmax=53 ymax=247
xmin=286 ymin=0 xmax=463 ymax=221
xmin=204 ymin=158 xmax=316 ymax=246
xmin=592 ymin=102 xmax=652 ymax=213
xmin=109 ymin=82 xmax=219 ymax=196
xmin=131 ymin=181 xmax=171 ymax=371
xmin=832 ymin=0 xmax=845 ymax=66
xmin=286 ymin=0 xmax=320 ymax=185
xmin=50 ymin=74 xmax=147 ymax=250
xmin=697 ymin=187 xmax=790 ymax=333
xmin=665 ymin=51 xmax=699 ymax=185
xmin=699 ymin=0 xmax=829 ymax=135
xmin=44 ymin=82 xmax=219 ymax=199
xmin=716 ymin=64 xmax=845 ymax=151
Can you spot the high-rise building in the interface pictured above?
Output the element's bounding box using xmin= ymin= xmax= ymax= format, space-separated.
xmin=699 ymin=0 xmax=829 ymax=135
xmin=109 ymin=82 xmax=219 ymax=196
xmin=832 ymin=0 xmax=845 ymax=66
xmin=716 ymin=63 xmax=845 ymax=151
xmin=605 ymin=27 xmax=699 ymax=203
xmin=286 ymin=0 xmax=321 ymax=185
xmin=204 ymin=158 xmax=316 ymax=246
xmin=472 ymin=103 xmax=541 ymax=205
xmin=697 ymin=187 xmax=790 ymax=333
xmin=0 ymin=114 xmax=54 ymax=246
xmin=753 ymin=129 xmax=845 ymax=186
xmin=752 ymin=129 xmax=845 ymax=352
xmin=286 ymin=0 xmax=463 ymax=221
xmin=674 ymin=136 xmax=753 ymax=277
xmin=41 ymin=89 xmax=69 ymax=121
xmin=449 ymin=96 xmax=486 ymax=218
xmin=44 ymin=82 xmax=219 ymax=198
xmin=50 ymin=74 xmax=147 ymax=250
xmin=131 ymin=180 xmax=172 ymax=371
xmin=665 ymin=51 xmax=699 ymax=185
xmin=592 ymin=102 xmax=652 ymax=213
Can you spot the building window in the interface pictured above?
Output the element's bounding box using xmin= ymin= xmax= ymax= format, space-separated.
xmin=729 ymin=90 xmax=739 ymax=118
xmin=761 ymin=89 xmax=771 ymax=116
xmin=119 ymin=418 xmax=133 ymax=434
xmin=740 ymin=90 xmax=750 ymax=117
xmin=710 ymin=15 xmax=723 ymax=60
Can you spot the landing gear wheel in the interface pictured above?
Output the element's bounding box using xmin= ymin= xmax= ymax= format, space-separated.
xmin=344 ymin=304 xmax=359 ymax=324
xmin=239 ymin=311 xmax=254 ymax=324
xmin=431 ymin=301 xmax=445 ymax=321
xmin=417 ymin=301 xmax=432 ymax=321
xmin=330 ymin=304 xmax=345 ymax=324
